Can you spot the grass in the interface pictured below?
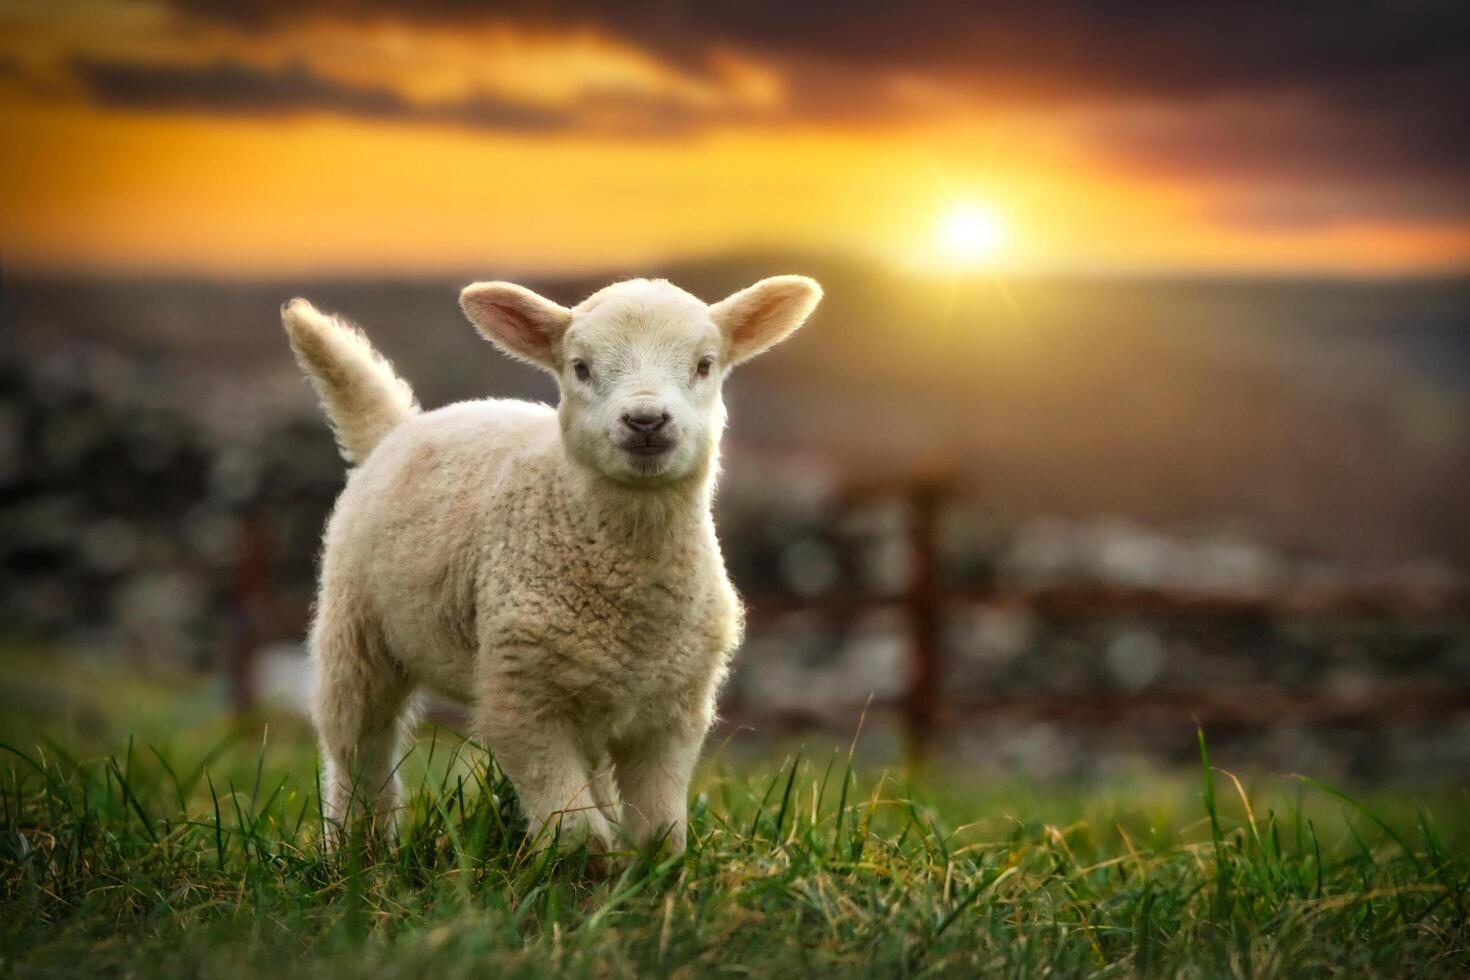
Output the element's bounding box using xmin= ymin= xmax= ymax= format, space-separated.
xmin=2 ymin=660 xmax=1469 ymax=977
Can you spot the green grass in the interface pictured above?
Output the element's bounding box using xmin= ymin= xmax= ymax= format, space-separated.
xmin=2 ymin=660 xmax=1469 ymax=977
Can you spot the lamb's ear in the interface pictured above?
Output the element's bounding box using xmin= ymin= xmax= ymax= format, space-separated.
xmin=459 ymin=281 xmax=573 ymax=370
xmin=711 ymin=275 xmax=822 ymax=366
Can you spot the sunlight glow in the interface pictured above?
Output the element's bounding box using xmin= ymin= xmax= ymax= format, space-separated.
xmin=937 ymin=202 xmax=1007 ymax=265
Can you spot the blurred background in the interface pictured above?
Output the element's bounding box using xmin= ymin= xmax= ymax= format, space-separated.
xmin=3 ymin=1 xmax=1469 ymax=784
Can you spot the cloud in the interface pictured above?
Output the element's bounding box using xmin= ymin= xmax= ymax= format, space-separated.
xmin=1080 ymin=66 xmax=1470 ymax=187
xmin=166 ymin=0 xmax=1469 ymax=102
xmin=140 ymin=1 xmax=1469 ymax=174
xmin=12 ymin=0 xmax=1468 ymax=204
xmin=65 ymin=54 xmax=801 ymax=135
xmin=70 ymin=57 xmax=575 ymax=132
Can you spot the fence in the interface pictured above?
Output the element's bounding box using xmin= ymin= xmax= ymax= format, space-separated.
xmin=735 ymin=478 xmax=1470 ymax=760
xmin=229 ymin=478 xmax=1470 ymax=759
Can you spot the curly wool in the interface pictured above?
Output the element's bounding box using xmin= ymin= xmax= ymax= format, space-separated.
xmin=282 ymin=276 xmax=819 ymax=856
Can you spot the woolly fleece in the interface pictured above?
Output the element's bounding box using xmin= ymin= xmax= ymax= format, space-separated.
xmin=281 ymin=276 xmax=821 ymax=856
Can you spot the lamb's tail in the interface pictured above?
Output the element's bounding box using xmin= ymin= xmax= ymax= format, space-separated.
xmin=280 ymin=299 xmax=420 ymax=464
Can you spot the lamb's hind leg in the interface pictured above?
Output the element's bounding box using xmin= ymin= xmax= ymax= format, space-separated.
xmin=311 ymin=598 xmax=413 ymax=847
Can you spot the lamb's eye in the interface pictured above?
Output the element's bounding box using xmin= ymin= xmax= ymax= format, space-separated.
xmin=695 ymin=357 xmax=714 ymax=379
xmin=573 ymin=359 xmax=592 ymax=382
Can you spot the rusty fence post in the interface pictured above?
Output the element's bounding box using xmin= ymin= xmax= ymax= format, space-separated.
xmin=904 ymin=482 xmax=945 ymax=765
xmin=226 ymin=508 xmax=272 ymax=714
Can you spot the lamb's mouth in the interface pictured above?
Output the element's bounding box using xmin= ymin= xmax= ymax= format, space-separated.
xmin=620 ymin=437 xmax=676 ymax=467
xmin=620 ymin=438 xmax=676 ymax=459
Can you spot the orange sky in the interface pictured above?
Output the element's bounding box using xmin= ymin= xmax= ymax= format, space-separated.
xmin=3 ymin=1 xmax=1467 ymax=277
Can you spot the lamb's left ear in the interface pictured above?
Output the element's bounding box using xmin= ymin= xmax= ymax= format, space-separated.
xmin=711 ymin=275 xmax=822 ymax=366
xmin=460 ymin=281 xmax=573 ymax=371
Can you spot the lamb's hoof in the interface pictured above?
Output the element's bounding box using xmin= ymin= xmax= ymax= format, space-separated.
xmin=582 ymin=849 xmax=617 ymax=879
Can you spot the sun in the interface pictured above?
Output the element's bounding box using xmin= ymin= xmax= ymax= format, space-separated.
xmin=936 ymin=201 xmax=1007 ymax=266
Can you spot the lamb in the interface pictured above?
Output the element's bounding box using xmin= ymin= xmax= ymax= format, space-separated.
xmin=280 ymin=275 xmax=822 ymax=857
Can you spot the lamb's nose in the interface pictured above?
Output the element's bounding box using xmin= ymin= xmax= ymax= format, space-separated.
xmin=622 ymin=410 xmax=670 ymax=433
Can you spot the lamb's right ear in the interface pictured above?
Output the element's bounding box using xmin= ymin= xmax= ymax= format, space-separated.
xmin=459 ymin=282 xmax=573 ymax=370
xmin=711 ymin=275 xmax=822 ymax=366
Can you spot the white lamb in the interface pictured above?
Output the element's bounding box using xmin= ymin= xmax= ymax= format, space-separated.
xmin=280 ymin=275 xmax=822 ymax=858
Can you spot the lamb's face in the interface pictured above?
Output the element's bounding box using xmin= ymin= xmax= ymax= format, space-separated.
xmin=558 ymin=282 xmax=725 ymax=484
xmin=460 ymin=275 xmax=822 ymax=488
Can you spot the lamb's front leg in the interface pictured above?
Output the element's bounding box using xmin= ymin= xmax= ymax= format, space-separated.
xmin=612 ymin=724 xmax=704 ymax=854
xmin=477 ymin=692 xmax=615 ymax=855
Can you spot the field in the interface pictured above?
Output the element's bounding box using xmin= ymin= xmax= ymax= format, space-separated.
xmin=3 ymin=654 xmax=1469 ymax=978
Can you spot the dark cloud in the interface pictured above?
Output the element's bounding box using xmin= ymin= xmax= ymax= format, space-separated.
xmin=151 ymin=1 xmax=1470 ymax=167
xmin=1083 ymin=61 xmax=1470 ymax=185
xmin=63 ymin=51 xmax=942 ymax=137
xmin=66 ymin=55 xmax=810 ymax=136
xmin=73 ymin=57 xmax=400 ymax=115
xmin=70 ymin=57 xmax=574 ymax=131
xmin=167 ymin=0 xmax=1469 ymax=101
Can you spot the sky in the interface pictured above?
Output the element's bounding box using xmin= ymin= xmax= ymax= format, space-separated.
xmin=2 ymin=0 xmax=1468 ymax=277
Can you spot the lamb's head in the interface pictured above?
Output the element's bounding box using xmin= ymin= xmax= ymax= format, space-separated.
xmin=460 ymin=276 xmax=822 ymax=486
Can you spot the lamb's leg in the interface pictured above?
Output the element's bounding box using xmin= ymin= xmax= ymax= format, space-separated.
xmin=587 ymin=752 xmax=621 ymax=830
xmin=477 ymin=692 xmax=615 ymax=855
xmin=311 ymin=601 xmax=413 ymax=848
xmin=611 ymin=726 xmax=704 ymax=854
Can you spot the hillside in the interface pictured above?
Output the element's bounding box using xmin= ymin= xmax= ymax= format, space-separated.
xmin=6 ymin=257 xmax=1469 ymax=567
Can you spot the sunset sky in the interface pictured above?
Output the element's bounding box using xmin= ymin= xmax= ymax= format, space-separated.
xmin=2 ymin=0 xmax=1468 ymax=277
